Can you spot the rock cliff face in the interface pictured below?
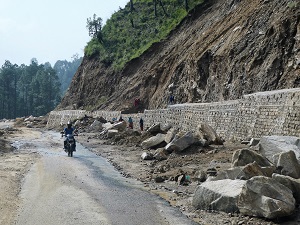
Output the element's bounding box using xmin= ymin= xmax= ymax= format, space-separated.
xmin=58 ymin=0 xmax=300 ymax=111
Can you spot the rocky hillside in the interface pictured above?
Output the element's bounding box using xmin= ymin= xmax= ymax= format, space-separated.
xmin=58 ymin=0 xmax=300 ymax=112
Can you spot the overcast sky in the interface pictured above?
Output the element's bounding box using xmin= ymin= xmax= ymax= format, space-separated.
xmin=0 ymin=0 xmax=128 ymax=66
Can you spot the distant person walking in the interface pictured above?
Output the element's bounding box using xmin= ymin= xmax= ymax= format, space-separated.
xmin=139 ymin=118 xmax=144 ymax=131
xmin=169 ymin=95 xmax=175 ymax=104
xmin=128 ymin=117 xmax=133 ymax=129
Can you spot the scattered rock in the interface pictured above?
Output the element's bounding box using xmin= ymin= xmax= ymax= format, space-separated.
xmin=236 ymin=161 xmax=270 ymax=180
xmin=141 ymin=152 xmax=154 ymax=160
xmin=273 ymin=150 xmax=300 ymax=179
xmin=154 ymin=176 xmax=165 ymax=183
xmin=164 ymin=127 xmax=177 ymax=144
xmin=141 ymin=133 xmax=166 ymax=149
xmin=165 ymin=131 xmax=196 ymax=152
xmin=107 ymin=130 xmax=118 ymax=138
xmin=249 ymin=138 xmax=260 ymax=147
xmin=147 ymin=123 xmax=161 ymax=135
xmin=238 ymin=176 xmax=295 ymax=219
xmin=90 ymin=120 xmax=102 ymax=131
xmin=111 ymin=121 xmax=127 ymax=132
xmin=193 ymin=170 xmax=207 ymax=182
xmin=160 ymin=123 xmax=172 ymax=133
xmin=192 ymin=179 xmax=246 ymax=213
xmin=153 ymin=148 xmax=168 ymax=161
xmin=210 ymin=167 xmax=243 ymax=181
xmin=102 ymin=122 xmax=114 ymax=130
xmin=232 ymin=149 xmax=272 ymax=167
xmin=199 ymin=123 xmax=223 ymax=145
xmin=259 ymin=136 xmax=300 ymax=161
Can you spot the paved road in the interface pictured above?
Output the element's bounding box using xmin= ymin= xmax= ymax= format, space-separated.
xmin=15 ymin=131 xmax=196 ymax=225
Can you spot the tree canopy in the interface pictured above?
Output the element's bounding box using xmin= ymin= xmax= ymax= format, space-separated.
xmin=0 ymin=60 xmax=61 ymax=119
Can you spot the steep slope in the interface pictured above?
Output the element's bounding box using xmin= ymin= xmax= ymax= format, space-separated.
xmin=58 ymin=0 xmax=300 ymax=111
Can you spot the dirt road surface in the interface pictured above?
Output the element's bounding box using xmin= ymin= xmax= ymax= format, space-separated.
xmin=1 ymin=125 xmax=197 ymax=225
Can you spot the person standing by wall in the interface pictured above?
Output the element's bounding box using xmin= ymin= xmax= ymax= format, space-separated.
xmin=128 ymin=117 xmax=133 ymax=129
xmin=139 ymin=117 xmax=144 ymax=131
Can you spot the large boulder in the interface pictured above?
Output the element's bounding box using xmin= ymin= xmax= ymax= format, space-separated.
xmin=164 ymin=128 xmax=177 ymax=144
xmin=211 ymin=163 xmax=275 ymax=181
xmin=141 ymin=133 xmax=166 ymax=149
xmin=102 ymin=122 xmax=114 ymax=130
xmin=165 ymin=131 xmax=196 ymax=152
xmin=272 ymin=173 xmax=300 ymax=204
xmin=107 ymin=129 xmax=118 ymax=138
xmin=238 ymin=176 xmax=295 ymax=219
xmin=90 ymin=120 xmax=102 ymax=131
xmin=259 ymin=136 xmax=300 ymax=162
xmin=198 ymin=123 xmax=223 ymax=145
xmin=192 ymin=179 xmax=246 ymax=213
xmin=273 ymin=150 xmax=300 ymax=179
xmin=111 ymin=121 xmax=127 ymax=132
xmin=193 ymin=128 xmax=209 ymax=147
xmin=160 ymin=123 xmax=172 ymax=133
xmin=209 ymin=167 xmax=243 ymax=181
xmin=232 ymin=149 xmax=272 ymax=167
xmin=236 ymin=162 xmax=274 ymax=180
xmin=146 ymin=123 xmax=161 ymax=134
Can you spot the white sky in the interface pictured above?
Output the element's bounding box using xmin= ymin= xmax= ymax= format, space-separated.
xmin=0 ymin=0 xmax=128 ymax=66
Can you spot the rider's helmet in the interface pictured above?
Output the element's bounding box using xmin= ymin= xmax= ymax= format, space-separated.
xmin=67 ymin=121 xmax=72 ymax=128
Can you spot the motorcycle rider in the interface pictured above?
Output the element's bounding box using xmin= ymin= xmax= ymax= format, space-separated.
xmin=62 ymin=121 xmax=77 ymax=151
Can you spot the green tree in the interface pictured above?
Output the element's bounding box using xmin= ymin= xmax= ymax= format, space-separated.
xmin=154 ymin=0 xmax=169 ymax=17
xmin=86 ymin=14 xmax=103 ymax=42
xmin=0 ymin=61 xmax=18 ymax=119
xmin=0 ymin=59 xmax=62 ymax=119
xmin=31 ymin=66 xmax=61 ymax=115
xmin=185 ymin=0 xmax=189 ymax=11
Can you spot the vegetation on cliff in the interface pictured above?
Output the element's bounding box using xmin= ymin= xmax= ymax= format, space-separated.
xmin=84 ymin=0 xmax=204 ymax=70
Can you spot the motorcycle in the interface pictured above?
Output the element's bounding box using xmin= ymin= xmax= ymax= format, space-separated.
xmin=61 ymin=132 xmax=78 ymax=157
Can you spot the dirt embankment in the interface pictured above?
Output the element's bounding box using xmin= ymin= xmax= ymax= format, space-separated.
xmin=0 ymin=124 xmax=40 ymax=225
xmin=59 ymin=0 xmax=299 ymax=112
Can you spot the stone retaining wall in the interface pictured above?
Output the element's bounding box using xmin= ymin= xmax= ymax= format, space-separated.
xmin=47 ymin=88 xmax=300 ymax=140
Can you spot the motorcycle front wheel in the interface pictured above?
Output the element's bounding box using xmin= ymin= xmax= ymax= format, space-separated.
xmin=68 ymin=145 xmax=73 ymax=157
